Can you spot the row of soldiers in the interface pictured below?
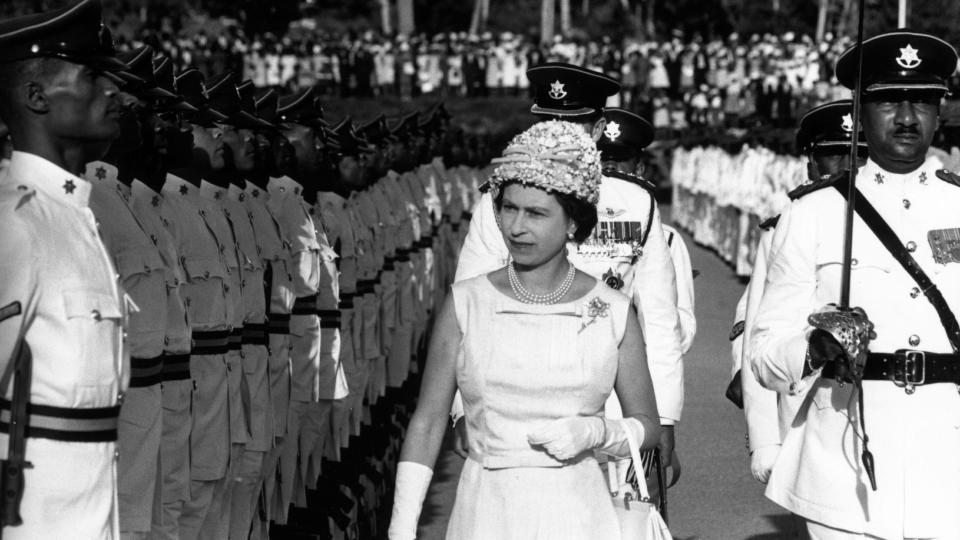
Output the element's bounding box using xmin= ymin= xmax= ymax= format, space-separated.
xmin=670 ymin=113 xmax=960 ymax=280
xmin=0 ymin=1 xmax=493 ymax=539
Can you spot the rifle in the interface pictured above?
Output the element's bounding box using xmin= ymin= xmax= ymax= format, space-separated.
xmin=0 ymin=301 xmax=32 ymax=537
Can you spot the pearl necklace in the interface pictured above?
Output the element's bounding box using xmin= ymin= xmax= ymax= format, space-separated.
xmin=507 ymin=257 xmax=576 ymax=305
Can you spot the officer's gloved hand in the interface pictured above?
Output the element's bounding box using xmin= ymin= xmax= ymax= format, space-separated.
xmin=807 ymin=328 xmax=847 ymax=370
xmin=750 ymin=444 xmax=780 ymax=484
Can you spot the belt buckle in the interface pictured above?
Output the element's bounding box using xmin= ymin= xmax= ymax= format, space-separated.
xmin=894 ymin=349 xmax=926 ymax=394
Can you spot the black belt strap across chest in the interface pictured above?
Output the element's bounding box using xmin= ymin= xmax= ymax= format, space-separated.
xmin=832 ymin=184 xmax=960 ymax=352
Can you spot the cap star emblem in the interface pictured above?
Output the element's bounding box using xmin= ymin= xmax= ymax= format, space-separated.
xmin=63 ymin=179 xmax=76 ymax=194
xmin=95 ymin=166 xmax=107 ymax=180
xmin=151 ymin=195 xmax=161 ymax=207
xmin=179 ymin=185 xmax=188 ymax=195
xmin=841 ymin=113 xmax=854 ymax=133
xmin=252 ymin=189 xmax=260 ymax=198
xmin=604 ymin=121 xmax=622 ymax=141
xmin=874 ymin=172 xmax=884 ymax=185
xmin=214 ymin=191 xmax=222 ymax=200
xmin=896 ymin=44 xmax=921 ymax=69
xmin=239 ymin=193 xmax=245 ymax=201
xmin=548 ymin=80 xmax=568 ymax=100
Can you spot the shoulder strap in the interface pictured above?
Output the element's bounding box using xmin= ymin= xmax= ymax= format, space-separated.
xmin=831 ymin=184 xmax=960 ymax=352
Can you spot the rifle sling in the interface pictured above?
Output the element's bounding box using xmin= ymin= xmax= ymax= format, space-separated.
xmin=832 ymin=183 xmax=960 ymax=352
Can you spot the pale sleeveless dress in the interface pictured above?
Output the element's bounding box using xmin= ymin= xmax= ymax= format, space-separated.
xmin=445 ymin=275 xmax=630 ymax=540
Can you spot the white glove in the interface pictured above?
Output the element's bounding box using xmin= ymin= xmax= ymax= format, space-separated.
xmin=388 ymin=461 xmax=433 ymax=540
xmin=750 ymin=444 xmax=780 ymax=484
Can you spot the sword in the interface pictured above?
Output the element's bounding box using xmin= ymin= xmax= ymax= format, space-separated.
xmin=812 ymin=0 xmax=878 ymax=491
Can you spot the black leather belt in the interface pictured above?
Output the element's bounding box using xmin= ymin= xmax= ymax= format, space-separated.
xmin=357 ymin=280 xmax=377 ymax=294
xmin=461 ymin=211 xmax=472 ymax=221
xmin=228 ymin=329 xmax=243 ymax=351
xmin=267 ymin=313 xmax=290 ymax=335
xmin=383 ymin=259 xmax=396 ymax=271
xmin=318 ymin=309 xmax=341 ymax=329
xmin=130 ymin=355 xmax=164 ymax=388
xmin=192 ymin=330 xmax=230 ymax=355
xmin=293 ymin=295 xmax=319 ymax=316
xmin=339 ymin=295 xmax=355 ymax=309
xmin=161 ymin=353 xmax=191 ymax=382
xmin=822 ymin=350 xmax=960 ymax=387
xmin=242 ymin=323 xmax=269 ymax=346
xmin=0 ymin=398 xmax=120 ymax=442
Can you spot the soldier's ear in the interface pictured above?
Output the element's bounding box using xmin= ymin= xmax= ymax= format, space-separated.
xmin=24 ymin=81 xmax=50 ymax=115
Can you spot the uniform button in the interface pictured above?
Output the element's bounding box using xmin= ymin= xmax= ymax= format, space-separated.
xmin=903 ymin=199 xmax=911 ymax=209
xmin=219 ymin=244 xmax=225 ymax=253
xmin=91 ymin=309 xmax=102 ymax=321
xmin=224 ymin=285 xmax=230 ymax=293
xmin=204 ymin=271 xmax=210 ymax=278
xmin=906 ymin=241 xmax=917 ymax=252
xmin=150 ymin=234 xmax=158 ymax=245
xmin=144 ymin=264 xmax=152 ymax=274
xmin=851 ymin=258 xmax=858 ymax=266
xmin=909 ymin=335 xmax=921 ymax=347
xmin=164 ymin=337 xmax=170 ymax=345
xmin=115 ymin=449 xmax=120 ymax=461
xmin=910 ymin=287 xmax=921 ymax=298
xmin=117 ymin=392 xmax=125 ymax=404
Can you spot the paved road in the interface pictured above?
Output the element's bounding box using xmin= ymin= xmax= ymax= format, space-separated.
xmin=415 ymin=227 xmax=799 ymax=540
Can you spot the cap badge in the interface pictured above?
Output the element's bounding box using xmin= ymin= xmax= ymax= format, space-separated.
xmin=63 ymin=179 xmax=76 ymax=195
xmin=604 ymin=121 xmax=622 ymax=141
xmin=896 ymin=44 xmax=921 ymax=69
xmin=841 ymin=114 xmax=854 ymax=133
xmin=548 ymin=80 xmax=567 ymax=100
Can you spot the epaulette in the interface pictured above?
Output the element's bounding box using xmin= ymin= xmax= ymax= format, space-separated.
xmin=602 ymin=168 xmax=656 ymax=195
xmin=729 ymin=320 xmax=745 ymax=342
xmin=935 ymin=169 xmax=960 ymax=187
xmin=787 ymin=170 xmax=847 ymax=200
xmin=758 ymin=215 xmax=780 ymax=231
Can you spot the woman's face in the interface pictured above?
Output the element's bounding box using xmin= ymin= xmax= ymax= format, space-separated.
xmin=498 ymin=183 xmax=575 ymax=267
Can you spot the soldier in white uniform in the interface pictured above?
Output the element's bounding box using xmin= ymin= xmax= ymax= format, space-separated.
xmin=732 ymin=100 xmax=868 ymax=487
xmin=750 ymin=31 xmax=960 ymax=539
xmin=0 ymin=2 xmax=128 ymax=537
xmin=455 ymin=67 xmax=685 ymax=475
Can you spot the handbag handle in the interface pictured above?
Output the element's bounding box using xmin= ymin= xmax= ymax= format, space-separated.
xmin=621 ymin=418 xmax=653 ymax=501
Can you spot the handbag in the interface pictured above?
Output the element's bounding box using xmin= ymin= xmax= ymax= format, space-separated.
xmin=607 ymin=420 xmax=673 ymax=540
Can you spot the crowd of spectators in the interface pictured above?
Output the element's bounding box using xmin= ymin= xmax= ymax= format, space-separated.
xmin=119 ymin=25 xmax=878 ymax=130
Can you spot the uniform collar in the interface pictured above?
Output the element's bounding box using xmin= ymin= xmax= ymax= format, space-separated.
xmin=199 ymin=179 xmax=227 ymax=201
xmin=316 ymin=191 xmax=346 ymax=207
xmin=227 ymin=182 xmax=246 ymax=202
xmin=243 ymin=180 xmax=270 ymax=201
xmin=7 ymin=151 xmax=92 ymax=207
xmin=85 ymin=160 xmax=131 ymax=199
xmin=861 ymin=154 xmax=944 ymax=188
xmin=162 ymin=172 xmax=196 ymax=197
xmin=131 ymin=178 xmax=163 ymax=205
xmin=268 ymin=175 xmax=304 ymax=198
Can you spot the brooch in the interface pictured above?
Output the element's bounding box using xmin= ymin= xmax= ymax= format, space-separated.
xmin=579 ymin=297 xmax=610 ymax=334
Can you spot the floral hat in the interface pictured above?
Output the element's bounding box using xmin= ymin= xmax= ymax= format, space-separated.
xmin=484 ymin=120 xmax=602 ymax=205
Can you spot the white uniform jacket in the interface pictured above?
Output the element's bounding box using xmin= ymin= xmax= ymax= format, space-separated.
xmin=663 ymin=224 xmax=696 ymax=353
xmin=741 ymin=224 xmax=805 ymax=454
xmin=750 ymin=156 xmax=960 ymax=537
xmin=0 ymin=151 xmax=127 ymax=539
xmin=455 ymin=175 xmax=685 ymax=424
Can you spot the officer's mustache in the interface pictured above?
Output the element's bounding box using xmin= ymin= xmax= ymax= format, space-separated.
xmin=893 ymin=125 xmax=920 ymax=135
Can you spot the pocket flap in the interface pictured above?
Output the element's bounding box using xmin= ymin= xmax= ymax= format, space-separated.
xmin=182 ymin=256 xmax=226 ymax=281
xmin=115 ymin=247 xmax=166 ymax=280
xmin=63 ymin=289 xmax=122 ymax=320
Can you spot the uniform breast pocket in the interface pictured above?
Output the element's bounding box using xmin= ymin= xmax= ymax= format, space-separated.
xmin=816 ymin=252 xmax=891 ymax=301
xmin=63 ymin=289 xmax=122 ymax=386
xmin=181 ymin=257 xmax=228 ymax=326
xmin=115 ymin=247 xmax=167 ymax=335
